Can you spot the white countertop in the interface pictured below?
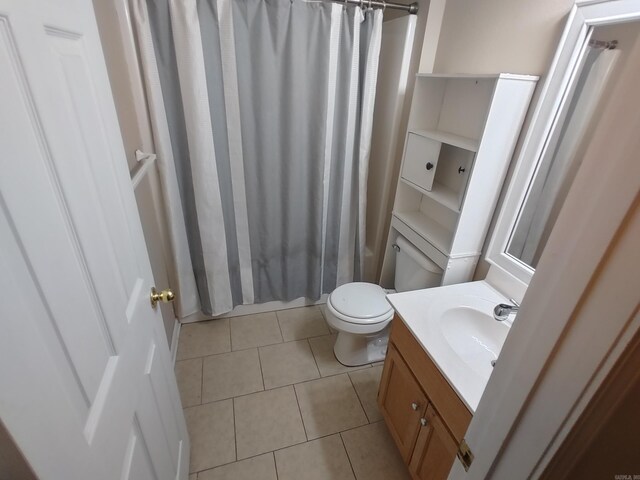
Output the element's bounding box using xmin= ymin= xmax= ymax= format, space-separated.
xmin=386 ymin=281 xmax=509 ymax=412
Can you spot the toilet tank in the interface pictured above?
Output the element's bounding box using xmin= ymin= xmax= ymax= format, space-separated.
xmin=394 ymin=236 xmax=443 ymax=293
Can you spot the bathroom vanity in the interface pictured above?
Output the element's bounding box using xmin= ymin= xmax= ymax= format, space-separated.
xmin=378 ymin=282 xmax=509 ymax=479
xmin=378 ymin=318 xmax=471 ymax=479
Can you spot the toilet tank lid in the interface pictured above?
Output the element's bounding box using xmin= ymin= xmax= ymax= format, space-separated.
xmin=329 ymin=282 xmax=393 ymax=319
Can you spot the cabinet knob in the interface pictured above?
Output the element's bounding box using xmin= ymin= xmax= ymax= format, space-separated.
xmin=426 ymin=162 xmax=434 ymax=171
xmin=420 ymin=418 xmax=428 ymax=427
xmin=411 ymin=402 xmax=420 ymax=411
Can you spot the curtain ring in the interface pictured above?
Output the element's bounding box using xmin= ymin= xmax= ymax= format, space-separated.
xmin=368 ymin=0 xmax=372 ymax=10
xmin=381 ymin=0 xmax=387 ymax=11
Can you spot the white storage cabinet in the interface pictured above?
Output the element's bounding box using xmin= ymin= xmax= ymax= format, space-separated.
xmin=380 ymin=74 xmax=538 ymax=287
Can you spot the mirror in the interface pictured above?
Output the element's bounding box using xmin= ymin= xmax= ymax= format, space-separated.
xmin=506 ymin=34 xmax=623 ymax=269
xmin=486 ymin=8 xmax=640 ymax=288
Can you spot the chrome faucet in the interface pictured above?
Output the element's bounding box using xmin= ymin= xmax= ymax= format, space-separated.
xmin=493 ymin=299 xmax=520 ymax=322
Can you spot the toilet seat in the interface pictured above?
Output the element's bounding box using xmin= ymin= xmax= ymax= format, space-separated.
xmin=327 ymin=300 xmax=394 ymax=325
xmin=329 ymin=282 xmax=393 ymax=321
xmin=326 ymin=282 xmax=394 ymax=334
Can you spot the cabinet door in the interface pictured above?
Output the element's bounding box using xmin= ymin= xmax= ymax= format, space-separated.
xmin=401 ymin=133 xmax=441 ymax=192
xmin=378 ymin=344 xmax=428 ymax=461
xmin=409 ymin=405 xmax=459 ymax=480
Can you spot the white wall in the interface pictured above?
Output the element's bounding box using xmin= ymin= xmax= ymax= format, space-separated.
xmin=419 ymin=0 xmax=446 ymax=71
xmin=433 ymin=0 xmax=575 ymax=75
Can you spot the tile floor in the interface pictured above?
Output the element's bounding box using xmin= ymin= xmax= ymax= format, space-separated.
xmin=175 ymin=305 xmax=410 ymax=480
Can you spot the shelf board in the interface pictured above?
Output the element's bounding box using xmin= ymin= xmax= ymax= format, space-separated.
xmin=409 ymin=129 xmax=479 ymax=152
xmin=400 ymin=177 xmax=461 ymax=213
xmin=394 ymin=210 xmax=453 ymax=255
xmin=415 ymin=73 xmax=539 ymax=82
xmin=427 ymin=182 xmax=461 ymax=213
xmin=416 ymin=73 xmax=501 ymax=79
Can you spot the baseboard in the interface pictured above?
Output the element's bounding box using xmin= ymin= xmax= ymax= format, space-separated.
xmin=179 ymin=295 xmax=329 ymax=324
xmin=170 ymin=319 xmax=180 ymax=365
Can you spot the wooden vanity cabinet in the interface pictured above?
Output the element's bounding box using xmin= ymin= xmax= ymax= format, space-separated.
xmin=378 ymin=315 xmax=473 ymax=480
xmin=377 ymin=344 xmax=428 ymax=461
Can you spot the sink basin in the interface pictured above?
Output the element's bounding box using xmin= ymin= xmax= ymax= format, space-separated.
xmin=440 ymin=305 xmax=510 ymax=378
xmin=386 ymin=281 xmax=513 ymax=412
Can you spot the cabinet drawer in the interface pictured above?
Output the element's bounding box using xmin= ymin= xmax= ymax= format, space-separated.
xmin=389 ymin=315 xmax=472 ymax=442
xmin=401 ymin=132 xmax=441 ymax=192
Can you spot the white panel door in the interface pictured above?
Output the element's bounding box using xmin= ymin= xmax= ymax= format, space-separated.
xmin=0 ymin=0 xmax=189 ymax=479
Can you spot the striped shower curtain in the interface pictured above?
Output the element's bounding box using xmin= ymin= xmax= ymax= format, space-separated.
xmin=133 ymin=0 xmax=382 ymax=316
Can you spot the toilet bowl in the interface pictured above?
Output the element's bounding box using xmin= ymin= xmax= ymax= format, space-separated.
xmin=325 ymin=282 xmax=394 ymax=366
xmin=325 ymin=235 xmax=442 ymax=366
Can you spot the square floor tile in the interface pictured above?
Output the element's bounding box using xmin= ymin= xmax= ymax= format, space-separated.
xmin=185 ymin=400 xmax=235 ymax=473
xmin=230 ymin=312 xmax=283 ymax=351
xmin=341 ymin=422 xmax=410 ymax=480
xmin=349 ymin=365 xmax=384 ymax=422
xmin=308 ymin=335 xmax=371 ymax=377
xmin=197 ymin=453 xmax=277 ymax=480
xmin=295 ymin=374 xmax=368 ymax=440
xmin=277 ymin=306 xmax=330 ymax=341
xmin=175 ymin=358 xmax=202 ymax=407
xmin=234 ymin=386 xmax=306 ymax=459
xmin=275 ymin=434 xmax=355 ymax=480
xmin=259 ymin=340 xmax=320 ymax=389
xmin=177 ymin=319 xmax=230 ymax=360
xmin=202 ymin=349 xmax=263 ymax=403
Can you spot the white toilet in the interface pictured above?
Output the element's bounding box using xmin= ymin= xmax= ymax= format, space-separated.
xmin=325 ymin=235 xmax=443 ymax=366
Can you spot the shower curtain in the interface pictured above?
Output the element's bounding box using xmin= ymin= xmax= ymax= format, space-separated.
xmin=133 ymin=0 xmax=383 ymax=316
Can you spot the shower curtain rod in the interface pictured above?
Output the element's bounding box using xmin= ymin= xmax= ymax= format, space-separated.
xmin=326 ymin=0 xmax=419 ymax=14
xmin=588 ymin=39 xmax=618 ymax=50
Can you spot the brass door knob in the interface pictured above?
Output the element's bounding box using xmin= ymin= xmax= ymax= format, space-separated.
xmin=150 ymin=287 xmax=175 ymax=307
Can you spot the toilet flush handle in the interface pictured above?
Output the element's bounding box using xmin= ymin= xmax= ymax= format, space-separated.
xmin=392 ymin=244 xmax=400 ymax=252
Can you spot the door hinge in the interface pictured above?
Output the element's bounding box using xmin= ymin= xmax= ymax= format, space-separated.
xmin=457 ymin=439 xmax=474 ymax=471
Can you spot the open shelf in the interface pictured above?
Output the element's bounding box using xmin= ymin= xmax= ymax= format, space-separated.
xmin=409 ymin=129 xmax=479 ymax=152
xmin=393 ymin=210 xmax=453 ymax=255
xmin=400 ymin=177 xmax=461 ymax=213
